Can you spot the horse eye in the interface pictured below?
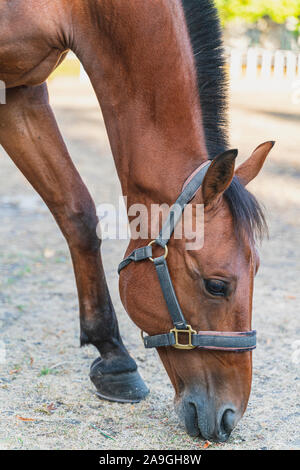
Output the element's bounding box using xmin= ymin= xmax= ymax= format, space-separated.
xmin=204 ymin=279 xmax=228 ymax=297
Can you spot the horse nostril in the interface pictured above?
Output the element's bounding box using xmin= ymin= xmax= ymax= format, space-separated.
xmin=220 ymin=408 xmax=236 ymax=437
xmin=184 ymin=402 xmax=200 ymax=437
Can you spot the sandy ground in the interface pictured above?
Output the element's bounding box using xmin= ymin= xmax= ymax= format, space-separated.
xmin=0 ymin=78 xmax=299 ymax=450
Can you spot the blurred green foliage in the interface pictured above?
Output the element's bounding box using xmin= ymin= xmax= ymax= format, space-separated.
xmin=215 ymin=0 xmax=300 ymax=26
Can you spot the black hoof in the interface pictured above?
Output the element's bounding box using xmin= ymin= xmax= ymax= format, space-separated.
xmin=90 ymin=359 xmax=149 ymax=403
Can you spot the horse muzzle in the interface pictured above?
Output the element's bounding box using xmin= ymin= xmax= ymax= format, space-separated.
xmin=176 ymin=392 xmax=240 ymax=442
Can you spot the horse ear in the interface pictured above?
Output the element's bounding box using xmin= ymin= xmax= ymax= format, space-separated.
xmin=202 ymin=149 xmax=238 ymax=205
xmin=235 ymin=141 xmax=275 ymax=186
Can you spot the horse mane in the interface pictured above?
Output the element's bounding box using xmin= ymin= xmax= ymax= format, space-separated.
xmin=181 ymin=0 xmax=267 ymax=241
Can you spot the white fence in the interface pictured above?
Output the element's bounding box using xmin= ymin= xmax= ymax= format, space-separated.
xmin=229 ymin=48 xmax=300 ymax=81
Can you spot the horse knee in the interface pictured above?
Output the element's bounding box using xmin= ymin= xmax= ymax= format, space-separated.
xmin=56 ymin=202 xmax=100 ymax=252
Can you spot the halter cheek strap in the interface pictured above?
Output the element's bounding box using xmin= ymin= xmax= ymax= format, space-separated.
xmin=118 ymin=161 xmax=256 ymax=352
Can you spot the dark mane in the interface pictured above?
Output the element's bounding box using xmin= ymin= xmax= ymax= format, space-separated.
xmin=181 ymin=0 xmax=228 ymax=157
xmin=181 ymin=0 xmax=267 ymax=241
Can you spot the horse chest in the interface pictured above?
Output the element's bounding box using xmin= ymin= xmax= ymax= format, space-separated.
xmin=0 ymin=2 xmax=64 ymax=88
xmin=0 ymin=39 xmax=64 ymax=88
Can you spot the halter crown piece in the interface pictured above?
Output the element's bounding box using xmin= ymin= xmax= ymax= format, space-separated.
xmin=118 ymin=162 xmax=256 ymax=352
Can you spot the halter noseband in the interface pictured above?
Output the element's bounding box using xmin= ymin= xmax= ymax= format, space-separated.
xmin=118 ymin=162 xmax=256 ymax=352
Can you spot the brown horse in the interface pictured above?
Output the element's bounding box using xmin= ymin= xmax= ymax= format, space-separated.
xmin=0 ymin=0 xmax=274 ymax=442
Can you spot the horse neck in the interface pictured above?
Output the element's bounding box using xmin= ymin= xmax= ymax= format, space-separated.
xmin=72 ymin=0 xmax=208 ymax=206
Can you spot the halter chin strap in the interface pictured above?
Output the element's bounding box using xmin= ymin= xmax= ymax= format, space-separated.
xmin=118 ymin=161 xmax=256 ymax=352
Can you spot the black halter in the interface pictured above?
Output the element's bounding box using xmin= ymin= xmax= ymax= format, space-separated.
xmin=118 ymin=162 xmax=256 ymax=352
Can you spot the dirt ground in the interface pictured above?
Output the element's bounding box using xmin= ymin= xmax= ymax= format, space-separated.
xmin=0 ymin=78 xmax=299 ymax=450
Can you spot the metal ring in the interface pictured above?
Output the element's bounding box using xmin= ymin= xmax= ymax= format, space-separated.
xmin=147 ymin=240 xmax=168 ymax=262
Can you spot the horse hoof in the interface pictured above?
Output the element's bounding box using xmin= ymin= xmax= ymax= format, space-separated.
xmin=89 ymin=360 xmax=149 ymax=403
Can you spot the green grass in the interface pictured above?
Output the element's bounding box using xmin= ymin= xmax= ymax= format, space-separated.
xmin=39 ymin=367 xmax=59 ymax=377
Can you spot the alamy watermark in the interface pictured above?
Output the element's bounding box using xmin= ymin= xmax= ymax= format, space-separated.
xmin=291 ymin=340 xmax=300 ymax=365
xmin=96 ymin=197 xmax=205 ymax=250
xmin=0 ymin=80 xmax=6 ymax=105
xmin=0 ymin=341 xmax=6 ymax=364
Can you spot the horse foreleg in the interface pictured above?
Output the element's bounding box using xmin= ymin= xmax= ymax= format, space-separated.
xmin=0 ymin=83 xmax=148 ymax=402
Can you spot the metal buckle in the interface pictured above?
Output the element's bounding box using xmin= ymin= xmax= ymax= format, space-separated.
xmin=170 ymin=324 xmax=196 ymax=350
xmin=148 ymin=240 xmax=168 ymax=262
